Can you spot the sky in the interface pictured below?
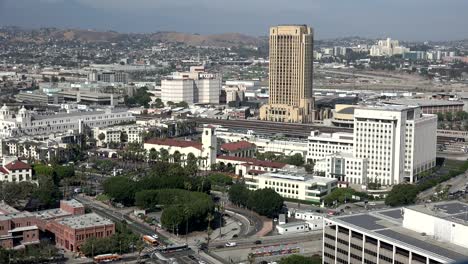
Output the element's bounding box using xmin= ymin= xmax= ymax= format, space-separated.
xmin=0 ymin=0 xmax=467 ymax=41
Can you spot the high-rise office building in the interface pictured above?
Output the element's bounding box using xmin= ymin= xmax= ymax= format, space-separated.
xmin=260 ymin=25 xmax=315 ymax=123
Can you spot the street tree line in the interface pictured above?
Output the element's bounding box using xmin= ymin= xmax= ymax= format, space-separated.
xmin=135 ymin=189 xmax=214 ymax=234
xmin=385 ymin=160 xmax=468 ymax=207
xmin=228 ymin=183 xmax=284 ymax=218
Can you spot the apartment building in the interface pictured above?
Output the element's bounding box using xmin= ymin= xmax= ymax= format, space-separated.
xmin=93 ymin=125 xmax=144 ymax=147
xmin=323 ymin=201 xmax=468 ymax=264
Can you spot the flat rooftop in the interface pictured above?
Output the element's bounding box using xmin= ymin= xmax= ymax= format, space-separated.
xmin=0 ymin=202 xmax=19 ymax=214
xmin=262 ymin=172 xmax=337 ymax=184
xmin=61 ymin=199 xmax=84 ymax=209
xmin=57 ymin=213 xmax=114 ymax=229
xmin=0 ymin=212 xmax=34 ymax=221
xmin=356 ymin=104 xmax=417 ymax=112
xmin=32 ymin=208 xmax=71 ymax=220
xmin=330 ymin=203 xmax=468 ymax=262
xmin=408 ymin=201 xmax=468 ymax=226
xmin=384 ymin=99 xmax=464 ymax=107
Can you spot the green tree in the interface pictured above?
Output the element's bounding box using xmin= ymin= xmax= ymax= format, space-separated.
xmin=385 ymin=184 xmax=419 ymax=207
xmin=98 ymin=133 xmax=106 ymax=141
xmin=228 ymin=183 xmax=251 ymax=207
xmin=160 ymin=148 xmax=170 ymax=162
xmin=323 ymin=188 xmax=367 ymax=207
xmin=154 ymin=98 xmax=164 ymax=108
xmin=445 ymin=112 xmax=453 ymax=122
xmin=54 ymin=165 xmax=75 ymax=179
xmin=436 ymin=113 xmax=444 ymax=122
xmin=207 ymin=173 xmax=233 ymax=186
xmin=304 ymin=162 xmax=315 ymax=174
xmin=125 ymin=87 xmax=152 ymax=107
xmin=103 ymin=176 xmax=136 ymax=206
xmin=186 ymin=153 xmax=199 ymax=175
xmin=175 ymin=101 xmax=189 ymax=108
xmin=285 ymin=153 xmax=304 ymax=166
xmin=280 ymin=254 xmax=321 ymax=264
xmin=247 ymin=188 xmax=284 ymax=218
xmin=34 ymin=174 xmax=61 ymax=209
xmin=173 ymin=151 xmax=182 ymax=163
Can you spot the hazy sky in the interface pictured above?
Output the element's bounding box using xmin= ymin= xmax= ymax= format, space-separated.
xmin=0 ymin=0 xmax=467 ymax=41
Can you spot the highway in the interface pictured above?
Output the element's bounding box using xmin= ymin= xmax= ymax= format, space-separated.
xmin=210 ymin=231 xmax=321 ymax=250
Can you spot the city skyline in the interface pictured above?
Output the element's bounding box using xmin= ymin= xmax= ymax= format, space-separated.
xmin=0 ymin=0 xmax=467 ymax=41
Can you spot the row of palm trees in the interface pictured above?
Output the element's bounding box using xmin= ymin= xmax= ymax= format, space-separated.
xmin=117 ymin=144 xmax=211 ymax=176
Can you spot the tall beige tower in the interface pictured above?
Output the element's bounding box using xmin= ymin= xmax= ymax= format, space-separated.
xmin=260 ymin=25 xmax=315 ymax=123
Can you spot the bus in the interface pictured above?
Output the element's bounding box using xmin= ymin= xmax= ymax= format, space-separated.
xmin=143 ymin=235 xmax=159 ymax=246
xmin=93 ymin=254 xmax=122 ymax=263
xmin=159 ymin=244 xmax=189 ymax=253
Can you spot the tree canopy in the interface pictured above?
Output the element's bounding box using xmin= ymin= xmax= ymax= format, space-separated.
xmin=135 ymin=189 xmax=214 ymax=233
xmin=103 ymin=176 xmax=137 ymax=206
xmin=279 ymin=254 xmax=321 ymax=264
xmin=228 ymin=183 xmax=284 ymax=218
xmin=385 ymin=184 xmax=419 ymax=207
xmin=323 ymin=188 xmax=368 ymax=207
xmin=247 ymin=188 xmax=284 ymax=218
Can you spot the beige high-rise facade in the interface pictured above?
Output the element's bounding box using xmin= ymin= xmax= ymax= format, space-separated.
xmin=260 ymin=25 xmax=315 ymax=123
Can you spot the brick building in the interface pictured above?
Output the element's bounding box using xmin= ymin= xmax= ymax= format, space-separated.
xmin=0 ymin=212 xmax=40 ymax=249
xmin=0 ymin=199 xmax=115 ymax=253
xmin=50 ymin=213 xmax=115 ymax=252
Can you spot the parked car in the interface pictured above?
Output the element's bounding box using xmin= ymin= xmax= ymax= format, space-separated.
xmin=254 ymin=240 xmax=262 ymax=245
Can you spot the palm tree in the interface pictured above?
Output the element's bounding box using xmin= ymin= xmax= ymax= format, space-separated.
xmin=205 ymin=213 xmax=214 ymax=249
xmin=183 ymin=206 xmax=191 ymax=243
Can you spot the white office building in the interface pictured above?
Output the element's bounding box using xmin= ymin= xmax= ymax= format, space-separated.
xmin=245 ymin=171 xmax=337 ymax=203
xmin=161 ymin=66 xmax=220 ymax=104
xmin=353 ymin=105 xmax=436 ymax=185
xmin=0 ymin=105 xmax=135 ymax=139
xmin=314 ymin=105 xmax=436 ymax=186
xmin=307 ymin=131 xmax=354 ymax=163
xmin=369 ymin=38 xmax=409 ymax=57
xmin=324 ymin=201 xmax=468 ymax=264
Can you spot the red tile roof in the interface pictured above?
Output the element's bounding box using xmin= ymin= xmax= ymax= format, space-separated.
xmin=5 ymin=160 xmax=31 ymax=171
xmin=221 ymin=141 xmax=256 ymax=152
xmin=145 ymin=138 xmax=202 ymax=150
xmin=217 ymin=155 xmax=286 ymax=169
xmin=0 ymin=167 xmax=8 ymax=174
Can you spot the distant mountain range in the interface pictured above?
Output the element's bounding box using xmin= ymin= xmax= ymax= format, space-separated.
xmin=1 ymin=27 xmax=466 ymax=48
xmin=0 ymin=27 xmax=265 ymax=47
